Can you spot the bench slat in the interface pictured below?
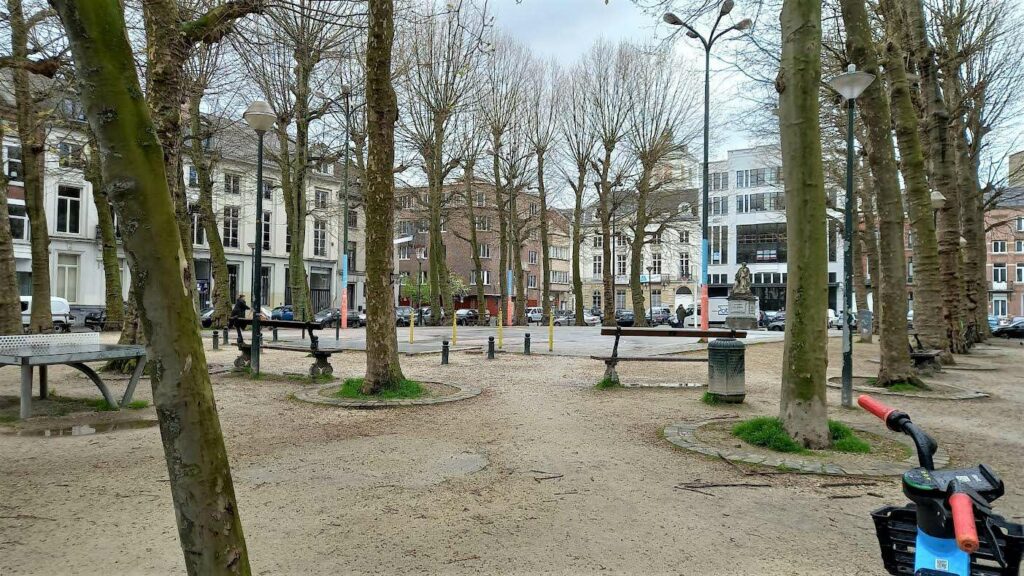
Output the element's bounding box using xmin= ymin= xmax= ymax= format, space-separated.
xmin=590 ymin=355 xmax=708 ymax=362
xmin=600 ymin=327 xmax=746 ymax=339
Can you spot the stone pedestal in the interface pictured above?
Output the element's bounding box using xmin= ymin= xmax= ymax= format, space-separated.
xmin=725 ymin=294 xmax=758 ymax=330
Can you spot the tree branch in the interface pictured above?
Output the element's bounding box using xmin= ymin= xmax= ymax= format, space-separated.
xmin=181 ymin=0 xmax=266 ymax=45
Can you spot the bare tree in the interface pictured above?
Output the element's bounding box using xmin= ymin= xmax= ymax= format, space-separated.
xmin=0 ymin=118 xmax=19 ymax=332
xmin=525 ymin=57 xmax=560 ymax=322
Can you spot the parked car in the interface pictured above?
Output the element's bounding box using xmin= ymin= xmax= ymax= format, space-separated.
xmin=395 ymin=306 xmax=414 ymax=326
xmin=646 ymin=307 xmax=672 ymax=326
xmin=588 ymin=306 xmax=604 ymax=320
xmin=258 ymin=306 xmax=272 ymax=321
xmin=615 ymin=309 xmax=635 ymax=327
xmin=455 ymin=308 xmax=486 ymax=326
xmin=988 ymin=315 xmax=999 ymax=331
xmin=315 ymin=307 xmax=341 ymax=327
xmin=526 ymin=306 xmax=544 ymax=323
xmin=552 ymin=309 xmax=575 ymax=326
xmin=20 ymin=296 xmax=73 ymax=332
xmin=84 ymin=308 xmax=120 ymax=331
xmin=583 ymin=312 xmax=601 ymax=326
xmin=992 ymin=319 xmax=1024 ymax=339
xmin=200 ymin=307 xmax=215 ymax=328
xmin=768 ymin=313 xmax=786 ymax=331
xmin=271 ymin=305 xmax=294 ymax=321
xmin=827 ymin=309 xmax=839 ymax=329
xmin=346 ymin=309 xmax=364 ymax=327
xmin=419 ymin=306 xmax=444 ymax=323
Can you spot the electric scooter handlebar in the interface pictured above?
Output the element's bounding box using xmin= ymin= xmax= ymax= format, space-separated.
xmin=949 ymin=491 xmax=981 ymax=554
xmin=858 ymin=395 xmax=898 ymax=424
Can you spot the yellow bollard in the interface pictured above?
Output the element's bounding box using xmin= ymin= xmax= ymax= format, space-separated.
xmin=498 ymin=310 xmax=504 ymax=348
xmin=549 ymin=311 xmax=554 ymax=352
xmin=452 ymin=312 xmax=458 ymax=346
xmin=409 ymin=315 xmax=414 ymax=344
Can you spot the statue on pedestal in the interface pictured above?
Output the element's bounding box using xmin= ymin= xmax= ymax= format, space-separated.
xmin=726 ymin=263 xmax=757 ymax=330
xmin=733 ymin=262 xmax=753 ymax=296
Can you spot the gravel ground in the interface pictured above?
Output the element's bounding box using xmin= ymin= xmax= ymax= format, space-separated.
xmin=1 ymin=333 xmax=1022 ymax=575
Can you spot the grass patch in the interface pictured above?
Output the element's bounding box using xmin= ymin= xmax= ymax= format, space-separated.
xmin=701 ymin=392 xmax=725 ymax=405
xmin=125 ymin=400 xmax=150 ymax=410
xmin=595 ymin=377 xmax=621 ymax=389
xmin=732 ymin=417 xmax=872 ymax=454
xmin=82 ymin=398 xmax=150 ymax=411
xmin=887 ymin=382 xmax=926 ymax=393
xmin=333 ymin=377 xmax=425 ymax=400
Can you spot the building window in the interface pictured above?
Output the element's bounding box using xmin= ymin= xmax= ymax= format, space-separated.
xmin=993 ymin=297 xmax=1008 ymax=316
xmin=679 ymin=252 xmax=690 ymax=279
xmin=416 ymin=220 xmax=429 ymax=233
xmin=475 ymin=215 xmax=490 ymax=231
xmin=615 ymin=253 xmax=627 ymax=276
xmin=57 ymin=142 xmax=85 ymax=169
xmin=8 ymin=202 xmax=27 ymax=241
xmin=828 ymin=221 xmax=839 ymax=262
xmin=993 ymin=263 xmax=1007 ymax=283
xmin=55 ymin=253 xmax=79 ymax=302
xmin=527 ymin=274 xmax=537 ymax=289
xmin=651 ymin=232 xmax=661 ymax=245
xmin=1016 ymin=240 xmax=1024 ymax=253
xmin=313 ymin=219 xmax=327 ymax=257
xmin=398 ymin=245 xmax=410 ymax=260
xmin=992 ymin=240 xmax=1007 ymax=253
xmin=529 ymin=250 xmax=538 ymax=265
xmin=592 ymin=254 xmax=602 ymax=276
xmin=223 ymin=206 xmax=239 ymax=248
xmin=679 ymin=230 xmax=690 ymax=244
xmin=735 ymin=167 xmax=774 ymax=189
xmin=736 ymin=223 xmax=787 ymax=264
xmin=187 ymin=166 xmax=198 ymax=187
xmin=398 ymin=195 xmax=411 ymax=209
xmin=709 ymin=196 xmax=729 ymax=216
xmin=550 ymin=270 xmax=569 ymax=284
xmin=315 ymin=188 xmax=329 ymax=209
xmin=651 ymin=289 xmax=662 ymax=308
xmin=551 ymin=246 xmax=569 ymax=260
xmin=347 ymin=209 xmax=358 ymax=228
xmin=475 ymin=191 xmax=486 ymax=207
xmin=262 ymin=179 xmax=274 ymax=200
xmin=615 ymin=289 xmax=626 ymax=310
xmin=192 ymin=211 xmax=206 ymax=246
xmin=224 ymin=173 xmax=241 ymax=195
xmin=416 ymin=246 xmax=427 ymax=259
xmin=907 ymin=258 xmax=914 ymax=283
xmin=56 ymin=186 xmax=82 ymax=234
xmin=529 ymin=203 xmax=539 ymax=217
xmin=347 ymin=241 xmax=356 ymax=271
xmin=1017 ymin=264 xmax=1024 ymax=283
xmin=709 ymin=171 xmax=729 ymax=191
xmin=470 ymin=269 xmax=490 ymax=285
xmin=262 ymin=211 xmax=272 ymax=251
xmin=1017 ymin=217 xmax=1024 ymax=232
xmin=736 ymin=191 xmax=785 ymax=213
xmin=592 ymin=290 xmax=601 ymax=309
xmin=285 ymin=226 xmax=291 ymax=253
xmin=479 ymin=244 xmax=491 ymax=259
xmin=398 ymin=220 xmax=414 ymax=236
xmin=710 ymin=225 xmax=729 ymax=265
xmin=651 ymin=252 xmax=662 ymax=275
xmin=4 ymin=146 xmax=22 ymax=181
xmin=593 ymin=234 xmax=603 ymax=248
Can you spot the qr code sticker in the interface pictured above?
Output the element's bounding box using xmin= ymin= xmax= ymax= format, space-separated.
xmin=936 ymin=559 xmax=949 ymax=570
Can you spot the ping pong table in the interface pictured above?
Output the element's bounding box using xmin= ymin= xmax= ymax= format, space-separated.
xmin=0 ymin=333 xmax=147 ymax=419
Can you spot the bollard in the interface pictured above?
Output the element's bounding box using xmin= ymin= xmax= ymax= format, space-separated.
xmin=548 ymin=312 xmax=554 ymax=352
xmin=212 ymin=331 xmax=219 ymax=350
xmin=409 ymin=315 xmax=414 ymax=344
xmin=707 ymin=338 xmax=746 ymax=403
xmin=221 ymin=327 xmax=228 ymax=345
xmin=452 ymin=313 xmax=458 ymax=346
xmin=441 ymin=339 xmax=449 ymax=365
xmin=497 ymin=311 xmax=504 ymax=348
xmin=487 ymin=336 xmax=495 ymax=359
xmin=272 ymin=327 xmax=278 ymax=342
xmin=524 ymin=333 xmax=531 ymax=355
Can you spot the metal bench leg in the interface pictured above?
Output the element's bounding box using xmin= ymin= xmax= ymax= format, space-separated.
xmin=20 ymin=364 xmax=32 ymax=419
xmin=68 ymin=362 xmax=120 ymax=411
xmin=121 ymin=355 xmax=147 ymax=406
xmin=309 ymin=354 xmax=333 ymax=377
xmin=603 ymin=360 xmax=620 ymax=386
xmin=233 ymin=346 xmax=251 ymax=370
xmin=38 ymin=365 xmax=47 ymax=399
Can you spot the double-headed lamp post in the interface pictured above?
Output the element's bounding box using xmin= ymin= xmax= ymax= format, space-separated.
xmin=646 ymin=266 xmax=655 ymax=323
xmin=664 ymin=3 xmax=751 ymax=332
xmin=243 ymin=101 xmax=276 ymax=375
xmin=336 ymin=85 xmax=352 ymax=339
xmin=828 ymin=64 xmax=875 ymax=408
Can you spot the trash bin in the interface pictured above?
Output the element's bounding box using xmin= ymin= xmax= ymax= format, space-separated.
xmin=707 ymin=338 xmax=745 ymax=403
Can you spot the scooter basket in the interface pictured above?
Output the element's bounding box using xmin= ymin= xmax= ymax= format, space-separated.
xmin=871 ymin=505 xmax=1024 ymax=575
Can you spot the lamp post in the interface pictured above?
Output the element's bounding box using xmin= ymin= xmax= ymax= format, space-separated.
xmin=664 ymin=3 xmax=751 ymax=332
xmin=646 ymin=265 xmax=654 ymax=324
xmin=930 ymin=190 xmax=945 ymax=229
xmin=336 ymin=85 xmax=352 ymax=340
xmin=243 ymin=100 xmax=276 ymax=375
xmin=416 ymin=244 xmax=425 ymax=327
xmin=828 ymin=63 xmax=875 ymax=408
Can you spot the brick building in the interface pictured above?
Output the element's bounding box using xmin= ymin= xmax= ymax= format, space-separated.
xmin=986 ymin=150 xmax=1024 ymax=318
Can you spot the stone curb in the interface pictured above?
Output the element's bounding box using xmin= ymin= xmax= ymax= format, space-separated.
xmin=825 ymin=377 xmax=988 ymax=400
xmin=293 ymin=381 xmax=481 ymax=409
xmin=663 ymin=418 xmax=950 ymax=477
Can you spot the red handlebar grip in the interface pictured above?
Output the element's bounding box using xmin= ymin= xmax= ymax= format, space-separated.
xmin=950 ymin=493 xmax=980 ymax=554
xmin=857 ymin=395 xmax=896 ymax=422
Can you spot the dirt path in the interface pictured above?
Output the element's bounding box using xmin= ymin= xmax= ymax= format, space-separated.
xmin=1 ymin=335 xmax=1021 ymax=575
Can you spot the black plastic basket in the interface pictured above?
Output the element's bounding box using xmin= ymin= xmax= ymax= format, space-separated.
xmin=871 ymin=505 xmax=1024 ymax=575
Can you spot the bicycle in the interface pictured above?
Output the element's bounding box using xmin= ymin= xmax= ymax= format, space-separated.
xmin=858 ymin=395 xmax=1024 ymax=575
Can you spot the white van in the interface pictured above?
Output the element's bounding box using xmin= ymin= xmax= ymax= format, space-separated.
xmin=19 ymin=296 xmax=73 ymax=333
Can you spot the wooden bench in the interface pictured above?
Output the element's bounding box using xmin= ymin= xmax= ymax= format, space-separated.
xmin=0 ymin=332 xmax=147 ymax=418
xmin=908 ymin=332 xmax=942 ymax=372
xmin=594 ymin=326 xmax=747 ymax=385
xmin=230 ymin=319 xmax=333 ymax=375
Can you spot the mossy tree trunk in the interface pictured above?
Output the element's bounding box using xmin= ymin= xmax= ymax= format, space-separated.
xmin=840 ymin=0 xmax=916 ymax=384
xmin=853 ymin=162 xmax=874 ymax=343
xmin=462 ymin=163 xmax=488 ymax=325
xmin=9 ymin=0 xmax=50 ymax=333
xmin=570 ymin=172 xmax=585 ymax=325
xmin=537 ymin=150 xmax=551 ymax=322
xmin=628 ymin=166 xmax=651 ymax=327
xmin=596 ymin=147 xmax=616 ymax=327
xmin=362 ymin=0 xmax=406 ymax=394
xmin=52 ymin=2 xmax=250 ymax=573
xmin=85 ymin=129 xmax=124 ymax=331
xmin=0 ymin=121 xmax=20 ymax=333
xmin=493 ymin=131 xmax=508 ymax=324
xmin=776 ymin=0 xmax=830 ymax=449
xmin=957 ymin=128 xmax=985 ymax=342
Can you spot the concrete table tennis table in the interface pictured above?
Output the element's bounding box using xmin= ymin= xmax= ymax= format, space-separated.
xmin=0 ymin=334 xmax=147 ymax=419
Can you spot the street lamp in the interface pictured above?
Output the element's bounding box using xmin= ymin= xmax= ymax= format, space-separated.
xmin=336 ymin=85 xmax=353 ymax=340
xmin=827 ymin=63 xmax=875 ymax=409
xmin=930 ymin=190 xmax=946 ymax=229
xmin=646 ymin=265 xmax=654 ymax=325
xmin=242 ymin=100 xmax=276 ymax=375
xmin=416 ymin=243 xmax=426 ymax=327
xmin=664 ymin=4 xmax=751 ymax=332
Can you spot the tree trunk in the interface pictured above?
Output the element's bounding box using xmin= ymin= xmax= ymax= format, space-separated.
xmin=53 ymin=3 xmax=250 ymax=573
xmin=462 ymin=166 xmax=487 ymax=325
xmin=597 ymin=148 xmax=615 ymax=327
xmin=0 ymin=120 xmax=20 ymax=333
xmin=276 ymin=131 xmax=312 ymax=321
xmin=571 ymin=169 xmax=585 ymax=325
xmin=840 ymin=0 xmax=916 ymax=384
xmin=492 ymin=131 xmax=508 ymax=325
xmin=777 ymin=0 xmax=830 ymax=449
xmin=85 ymin=130 xmax=124 ymax=331
xmin=957 ymin=130 xmax=984 ymax=342
xmin=538 ymin=149 xmax=551 ymax=321
xmin=863 ymin=167 xmax=883 ymax=336
xmin=853 ymin=164 xmax=875 ymax=343
xmin=362 ymin=0 xmax=406 ymax=394
xmin=9 ymin=0 xmax=50 ymax=333
xmin=427 ymin=116 xmax=451 ymax=326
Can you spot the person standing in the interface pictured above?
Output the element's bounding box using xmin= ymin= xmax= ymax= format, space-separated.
xmin=230 ymin=294 xmax=250 ymax=343
xmin=675 ymin=304 xmax=686 ymax=328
